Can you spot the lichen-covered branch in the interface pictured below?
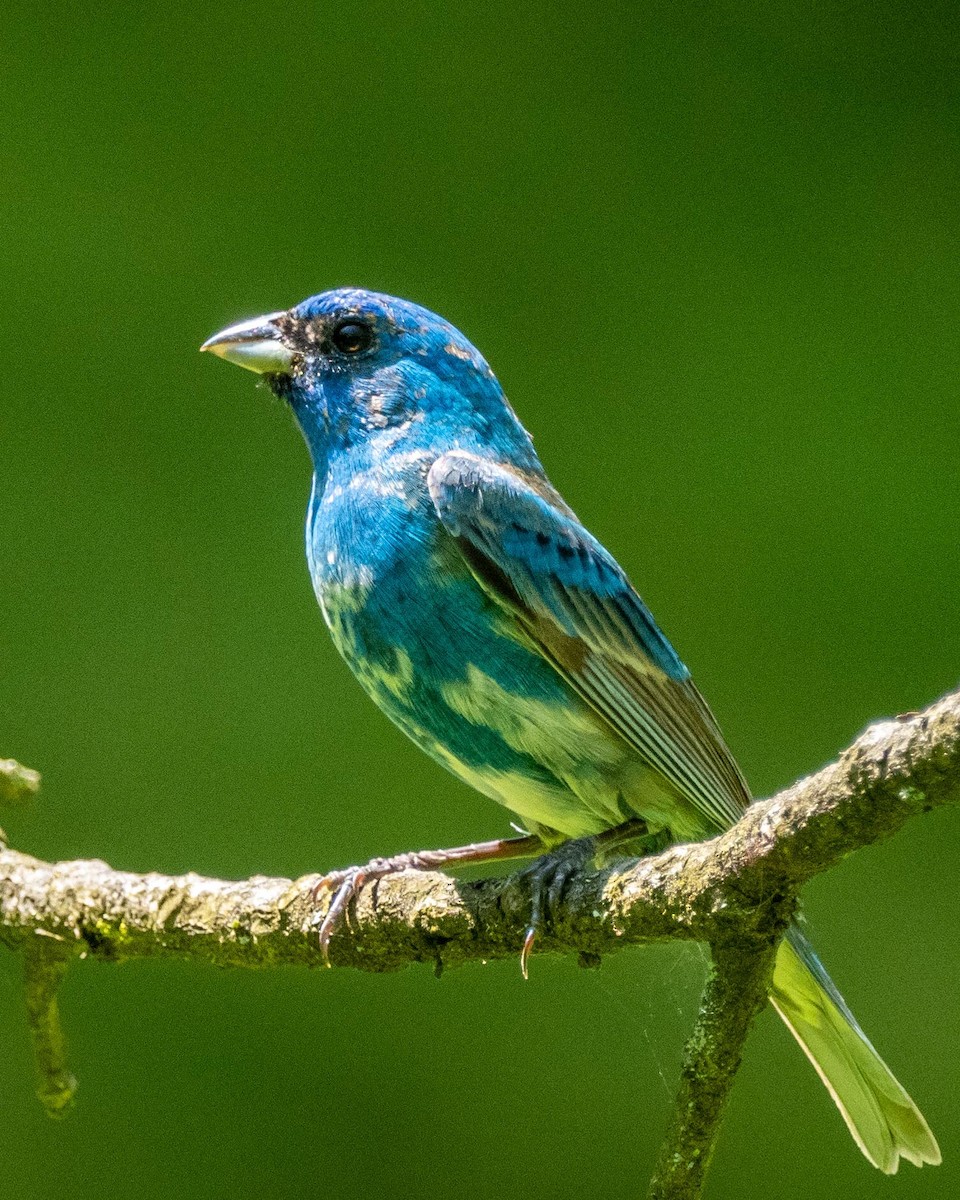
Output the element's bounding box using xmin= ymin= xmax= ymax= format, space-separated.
xmin=1 ymin=688 xmax=959 ymax=1198
xmin=2 ymin=690 xmax=959 ymax=974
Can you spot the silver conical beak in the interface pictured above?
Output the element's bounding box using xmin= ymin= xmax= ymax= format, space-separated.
xmin=200 ymin=312 xmax=294 ymax=375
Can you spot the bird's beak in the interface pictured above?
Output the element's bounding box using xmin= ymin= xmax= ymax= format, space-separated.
xmin=200 ymin=312 xmax=295 ymax=375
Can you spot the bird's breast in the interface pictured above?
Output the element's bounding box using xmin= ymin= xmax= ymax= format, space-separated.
xmin=305 ymin=458 xmax=658 ymax=840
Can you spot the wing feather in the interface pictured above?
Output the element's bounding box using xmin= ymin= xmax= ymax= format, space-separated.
xmin=428 ymin=451 xmax=749 ymax=833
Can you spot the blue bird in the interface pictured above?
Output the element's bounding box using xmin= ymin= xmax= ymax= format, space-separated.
xmin=203 ymin=289 xmax=938 ymax=1173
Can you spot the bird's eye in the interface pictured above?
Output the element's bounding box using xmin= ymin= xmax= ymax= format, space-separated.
xmin=331 ymin=319 xmax=374 ymax=355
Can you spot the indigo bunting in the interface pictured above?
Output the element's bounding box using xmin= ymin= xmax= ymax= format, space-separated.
xmin=203 ymin=289 xmax=938 ymax=1173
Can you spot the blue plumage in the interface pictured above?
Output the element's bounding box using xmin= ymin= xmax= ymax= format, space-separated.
xmin=202 ymin=287 xmax=939 ymax=1173
xmin=267 ymin=290 xmax=725 ymax=842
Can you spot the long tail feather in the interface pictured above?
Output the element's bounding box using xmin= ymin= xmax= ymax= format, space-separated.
xmin=770 ymin=928 xmax=940 ymax=1173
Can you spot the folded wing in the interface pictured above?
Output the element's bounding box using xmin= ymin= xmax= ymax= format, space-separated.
xmin=427 ymin=450 xmax=750 ymax=834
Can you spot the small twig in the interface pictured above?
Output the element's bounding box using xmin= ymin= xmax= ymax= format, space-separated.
xmin=0 ymin=758 xmax=41 ymax=808
xmin=23 ymin=935 xmax=77 ymax=1117
xmin=647 ymin=936 xmax=781 ymax=1200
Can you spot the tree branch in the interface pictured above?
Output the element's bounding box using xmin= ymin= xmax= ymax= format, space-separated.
xmin=647 ymin=936 xmax=780 ymax=1199
xmin=22 ymin=936 xmax=77 ymax=1117
xmin=2 ymin=688 xmax=959 ymax=1196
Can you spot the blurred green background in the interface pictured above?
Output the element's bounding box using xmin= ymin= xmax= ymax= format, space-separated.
xmin=2 ymin=1 xmax=959 ymax=1196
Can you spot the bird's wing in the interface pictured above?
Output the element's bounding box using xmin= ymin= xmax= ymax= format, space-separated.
xmin=427 ymin=450 xmax=749 ymax=832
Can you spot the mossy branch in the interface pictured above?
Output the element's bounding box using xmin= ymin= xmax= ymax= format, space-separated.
xmin=2 ymin=688 xmax=959 ymax=1198
xmin=647 ymin=936 xmax=780 ymax=1200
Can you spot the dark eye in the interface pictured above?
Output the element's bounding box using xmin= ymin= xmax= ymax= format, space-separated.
xmin=331 ymin=319 xmax=374 ymax=355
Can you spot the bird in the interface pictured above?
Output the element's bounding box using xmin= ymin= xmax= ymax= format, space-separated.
xmin=202 ymin=288 xmax=939 ymax=1174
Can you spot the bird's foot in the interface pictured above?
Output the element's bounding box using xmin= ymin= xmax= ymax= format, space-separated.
xmin=514 ymin=837 xmax=597 ymax=980
xmin=311 ymin=832 xmax=545 ymax=965
xmin=312 ymin=857 xmax=399 ymax=964
xmin=514 ymin=817 xmax=651 ymax=979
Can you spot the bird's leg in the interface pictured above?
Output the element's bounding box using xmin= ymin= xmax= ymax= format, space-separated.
xmin=312 ymin=832 xmax=545 ymax=963
xmin=516 ymin=816 xmax=650 ymax=979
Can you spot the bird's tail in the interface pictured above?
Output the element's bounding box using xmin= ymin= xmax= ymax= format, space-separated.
xmin=769 ymin=928 xmax=940 ymax=1173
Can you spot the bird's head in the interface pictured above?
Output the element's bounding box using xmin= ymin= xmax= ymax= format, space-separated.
xmin=202 ymin=288 xmax=527 ymax=468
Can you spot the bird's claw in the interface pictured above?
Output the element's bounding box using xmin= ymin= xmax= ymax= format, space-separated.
xmin=520 ymin=925 xmax=537 ymax=981
xmin=313 ymin=867 xmax=361 ymax=964
xmin=513 ymin=836 xmax=597 ymax=979
xmin=311 ymin=858 xmax=395 ymax=964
